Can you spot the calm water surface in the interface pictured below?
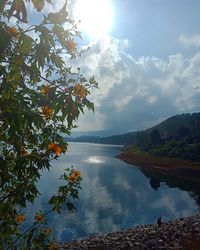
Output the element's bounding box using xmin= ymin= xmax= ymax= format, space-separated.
xmin=27 ymin=142 xmax=200 ymax=242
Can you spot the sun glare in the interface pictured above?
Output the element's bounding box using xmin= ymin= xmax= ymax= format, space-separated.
xmin=74 ymin=0 xmax=113 ymax=39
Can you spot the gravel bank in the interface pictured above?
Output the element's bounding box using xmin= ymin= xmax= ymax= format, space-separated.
xmin=60 ymin=213 xmax=200 ymax=249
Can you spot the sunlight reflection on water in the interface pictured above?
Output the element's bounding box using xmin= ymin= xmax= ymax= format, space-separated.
xmin=84 ymin=155 xmax=106 ymax=164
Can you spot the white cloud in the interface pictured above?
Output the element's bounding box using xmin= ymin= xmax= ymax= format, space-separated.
xmin=179 ymin=34 xmax=200 ymax=47
xmin=71 ymin=37 xmax=200 ymax=133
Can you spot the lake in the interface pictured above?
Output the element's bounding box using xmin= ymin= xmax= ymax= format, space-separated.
xmin=27 ymin=142 xmax=200 ymax=242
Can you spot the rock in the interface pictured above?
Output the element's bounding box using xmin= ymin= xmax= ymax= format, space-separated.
xmin=61 ymin=213 xmax=200 ymax=250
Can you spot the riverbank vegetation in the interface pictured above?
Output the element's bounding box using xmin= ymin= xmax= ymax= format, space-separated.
xmin=117 ymin=113 xmax=200 ymax=175
xmin=118 ymin=145 xmax=200 ymax=172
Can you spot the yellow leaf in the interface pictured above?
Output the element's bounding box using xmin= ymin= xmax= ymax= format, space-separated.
xmin=8 ymin=0 xmax=27 ymax=23
xmin=32 ymin=0 xmax=44 ymax=11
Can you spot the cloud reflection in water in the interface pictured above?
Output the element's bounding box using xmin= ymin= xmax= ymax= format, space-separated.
xmin=26 ymin=143 xmax=200 ymax=242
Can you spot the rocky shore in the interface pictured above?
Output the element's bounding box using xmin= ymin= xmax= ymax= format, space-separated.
xmin=60 ymin=213 xmax=200 ymax=250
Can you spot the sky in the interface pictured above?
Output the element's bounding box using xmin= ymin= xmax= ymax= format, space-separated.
xmin=33 ymin=0 xmax=200 ymax=136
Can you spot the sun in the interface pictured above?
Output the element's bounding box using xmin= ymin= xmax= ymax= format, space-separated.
xmin=74 ymin=0 xmax=113 ymax=39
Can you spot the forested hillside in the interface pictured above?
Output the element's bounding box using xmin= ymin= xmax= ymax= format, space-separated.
xmin=67 ymin=112 xmax=200 ymax=161
xmin=131 ymin=113 xmax=200 ymax=161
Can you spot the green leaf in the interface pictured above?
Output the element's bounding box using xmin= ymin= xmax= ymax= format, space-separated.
xmin=46 ymin=1 xmax=68 ymax=24
xmin=19 ymin=34 xmax=34 ymax=55
xmin=66 ymin=202 xmax=76 ymax=211
xmin=83 ymin=98 xmax=94 ymax=112
xmin=0 ymin=0 xmax=8 ymax=13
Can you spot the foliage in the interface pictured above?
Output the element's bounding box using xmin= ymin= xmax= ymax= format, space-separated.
xmin=150 ymin=129 xmax=161 ymax=145
xmin=0 ymin=0 xmax=97 ymax=248
xmin=119 ymin=145 xmax=200 ymax=170
xmin=150 ymin=141 xmax=200 ymax=161
xmin=177 ymin=126 xmax=191 ymax=137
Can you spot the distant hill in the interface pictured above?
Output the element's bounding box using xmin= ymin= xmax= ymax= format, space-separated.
xmin=66 ymin=132 xmax=138 ymax=145
xmin=66 ymin=112 xmax=200 ymax=145
xmin=66 ymin=135 xmax=101 ymax=143
xmin=66 ymin=112 xmax=200 ymax=161
xmin=146 ymin=112 xmax=200 ymax=137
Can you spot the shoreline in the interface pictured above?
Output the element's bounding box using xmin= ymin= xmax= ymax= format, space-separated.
xmin=117 ymin=146 xmax=200 ymax=181
xmin=60 ymin=213 xmax=200 ymax=249
xmin=60 ymin=145 xmax=200 ymax=249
